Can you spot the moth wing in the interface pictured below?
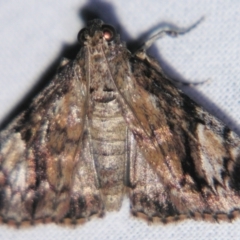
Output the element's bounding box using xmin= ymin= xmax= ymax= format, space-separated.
xmin=0 ymin=58 xmax=97 ymax=224
xmin=110 ymin=55 xmax=240 ymax=221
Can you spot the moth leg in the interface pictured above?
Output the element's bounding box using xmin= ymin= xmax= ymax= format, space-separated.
xmin=170 ymin=77 xmax=210 ymax=87
xmin=58 ymin=58 xmax=71 ymax=70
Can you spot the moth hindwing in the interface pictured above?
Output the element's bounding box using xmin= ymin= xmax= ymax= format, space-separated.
xmin=0 ymin=19 xmax=240 ymax=227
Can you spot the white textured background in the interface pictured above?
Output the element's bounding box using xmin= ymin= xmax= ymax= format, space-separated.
xmin=0 ymin=0 xmax=240 ymax=239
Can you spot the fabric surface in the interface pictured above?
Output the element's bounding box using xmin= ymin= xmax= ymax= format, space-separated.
xmin=0 ymin=0 xmax=240 ymax=239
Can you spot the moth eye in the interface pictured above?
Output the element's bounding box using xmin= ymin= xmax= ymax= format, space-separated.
xmin=77 ymin=28 xmax=88 ymax=44
xmin=102 ymin=24 xmax=116 ymax=42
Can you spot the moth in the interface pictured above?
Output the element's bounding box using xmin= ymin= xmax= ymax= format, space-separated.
xmin=0 ymin=19 xmax=240 ymax=227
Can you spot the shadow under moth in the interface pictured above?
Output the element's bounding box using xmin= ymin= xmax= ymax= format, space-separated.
xmin=0 ymin=19 xmax=240 ymax=227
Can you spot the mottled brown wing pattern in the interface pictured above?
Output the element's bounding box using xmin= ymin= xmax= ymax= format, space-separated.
xmin=0 ymin=57 xmax=94 ymax=225
xmin=112 ymin=55 xmax=240 ymax=222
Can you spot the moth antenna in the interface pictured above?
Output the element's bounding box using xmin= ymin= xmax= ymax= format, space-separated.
xmin=135 ymin=16 xmax=205 ymax=54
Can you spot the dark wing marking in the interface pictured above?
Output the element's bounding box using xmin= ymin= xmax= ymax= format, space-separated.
xmin=109 ymin=52 xmax=240 ymax=222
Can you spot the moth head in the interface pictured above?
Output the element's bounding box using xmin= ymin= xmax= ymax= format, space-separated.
xmin=77 ymin=19 xmax=117 ymax=46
